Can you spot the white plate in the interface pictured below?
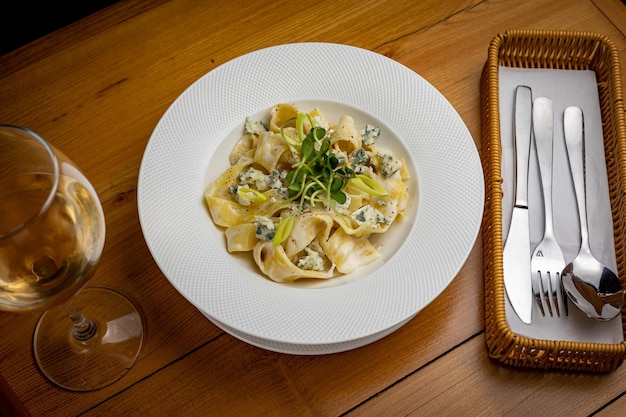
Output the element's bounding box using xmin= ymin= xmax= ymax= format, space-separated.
xmin=205 ymin=313 xmax=412 ymax=355
xmin=138 ymin=43 xmax=483 ymax=353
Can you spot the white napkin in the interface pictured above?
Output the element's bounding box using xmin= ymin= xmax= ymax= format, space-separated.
xmin=499 ymin=66 xmax=623 ymax=343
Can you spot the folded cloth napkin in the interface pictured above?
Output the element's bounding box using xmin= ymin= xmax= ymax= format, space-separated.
xmin=499 ymin=66 xmax=622 ymax=343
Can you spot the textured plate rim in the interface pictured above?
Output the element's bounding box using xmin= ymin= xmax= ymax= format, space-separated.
xmin=137 ymin=42 xmax=484 ymax=346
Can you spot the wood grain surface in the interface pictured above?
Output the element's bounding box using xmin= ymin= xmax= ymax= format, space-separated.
xmin=1 ymin=0 xmax=625 ymax=415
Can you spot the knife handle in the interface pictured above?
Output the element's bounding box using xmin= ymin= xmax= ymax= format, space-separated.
xmin=514 ymin=85 xmax=532 ymax=208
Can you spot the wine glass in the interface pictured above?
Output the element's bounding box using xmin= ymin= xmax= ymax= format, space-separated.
xmin=0 ymin=125 xmax=145 ymax=391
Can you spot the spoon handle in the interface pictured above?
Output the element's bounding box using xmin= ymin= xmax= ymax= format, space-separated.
xmin=563 ymin=106 xmax=590 ymax=252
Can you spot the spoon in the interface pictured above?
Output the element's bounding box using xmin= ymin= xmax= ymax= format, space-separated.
xmin=561 ymin=106 xmax=624 ymax=321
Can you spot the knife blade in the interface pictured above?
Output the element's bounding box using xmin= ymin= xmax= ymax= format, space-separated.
xmin=503 ymin=85 xmax=533 ymax=324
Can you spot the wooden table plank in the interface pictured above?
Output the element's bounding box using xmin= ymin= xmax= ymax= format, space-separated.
xmin=595 ymin=395 xmax=626 ymax=416
xmin=1 ymin=0 xmax=625 ymax=415
xmin=593 ymin=0 xmax=626 ymax=36
xmin=83 ymin=335 xmax=316 ymax=416
xmin=348 ymin=335 xmax=626 ymax=416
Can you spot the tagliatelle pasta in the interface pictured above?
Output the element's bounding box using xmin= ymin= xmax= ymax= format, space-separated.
xmin=205 ymin=104 xmax=410 ymax=282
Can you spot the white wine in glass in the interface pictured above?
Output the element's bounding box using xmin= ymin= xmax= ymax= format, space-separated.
xmin=0 ymin=125 xmax=145 ymax=391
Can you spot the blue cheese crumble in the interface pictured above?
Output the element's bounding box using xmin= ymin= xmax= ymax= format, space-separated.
xmin=297 ymin=246 xmax=325 ymax=271
xmin=267 ymin=169 xmax=287 ymax=191
xmin=330 ymin=149 xmax=348 ymax=165
xmin=352 ymin=205 xmax=389 ymax=227
xmin=360 ymin=124 xmax=380 ymax=146
xmin=350 ymin=148 xmax=371 ymax=174
xmin=238 ymin=167 xmax=270 ymax=191
xmin=229 ymin=185 xmax=252 ymax=206
xmin=312 ymin=115 xmax=330 ymax=131
xmin=254 ymin=216 xmax=275 ymax=241
xmin=244 ymin=117 xmax=268 ymax=135
xmin=237 ymin=168 xmax=287 ymax=195
xmin=379 ymin=153 xmax=402 ymax=178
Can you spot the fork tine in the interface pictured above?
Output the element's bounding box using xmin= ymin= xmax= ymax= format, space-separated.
xmin=550 ymin=271 xmax=561 ymax=317
xmin=540 ymin=270 xmax=554 ymax=316
xmin=559 ymin=274 xmax=568 ymax=317
xmin=532 ymin=269 xmax=546 ymax=316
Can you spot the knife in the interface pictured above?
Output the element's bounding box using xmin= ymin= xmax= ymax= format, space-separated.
xmin=503 ymin=85 xmax=533 ymax=324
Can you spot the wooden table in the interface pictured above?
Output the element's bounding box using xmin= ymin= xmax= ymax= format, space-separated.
xmin=1 ymin=0 xmax=626 ymax=415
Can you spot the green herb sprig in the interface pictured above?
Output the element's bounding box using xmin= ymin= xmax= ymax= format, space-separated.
xmin=281 ymin=113 xmax=355 ymax=212
xmin=277 ymin=112 xmax=389 ymax=242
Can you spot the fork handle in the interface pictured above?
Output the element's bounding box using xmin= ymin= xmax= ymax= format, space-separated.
xmin=533 ymin=97 xmax=555 ymax=235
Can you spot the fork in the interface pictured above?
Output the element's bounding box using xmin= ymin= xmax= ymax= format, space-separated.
xmin=530 ymin=97 xmax=567 ymax=317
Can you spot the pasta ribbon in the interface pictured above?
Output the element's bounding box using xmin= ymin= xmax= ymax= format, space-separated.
xmin=253 ymin=241 xmax=333 ymax=282
xmin=205 ymin=104 xmax=411 ymax=282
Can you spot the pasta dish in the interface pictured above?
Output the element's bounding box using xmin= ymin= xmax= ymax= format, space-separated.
xmin=205 ymin=104 xmax=410 ymax=282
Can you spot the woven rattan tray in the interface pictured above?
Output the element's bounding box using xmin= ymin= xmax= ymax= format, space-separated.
xmin=481 ymin=29 xmax=626 ymax=371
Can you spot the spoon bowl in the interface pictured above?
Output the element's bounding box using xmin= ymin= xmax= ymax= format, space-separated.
xmin=562 ymin=106 xmax=624 ymax=321
xmin=562 ymin=250 xmax=623 ymax=321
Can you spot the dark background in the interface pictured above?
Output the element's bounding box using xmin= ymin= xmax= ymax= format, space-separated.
xmin=0 ymin=1 xmax=121 ymax=55
xmin=2 ymin=0 xmax=626 ymax=56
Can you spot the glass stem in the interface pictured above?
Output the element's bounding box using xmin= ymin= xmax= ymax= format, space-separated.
xmin=64 ymin=298 xmax=97 ymax=341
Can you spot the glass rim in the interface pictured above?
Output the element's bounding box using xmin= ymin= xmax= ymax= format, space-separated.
xmin=0 ymin=124 xmax=60 ymax=239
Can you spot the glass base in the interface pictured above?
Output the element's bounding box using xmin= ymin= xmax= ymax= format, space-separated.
xmin=33 ymin=286 xmax=145 ymax=391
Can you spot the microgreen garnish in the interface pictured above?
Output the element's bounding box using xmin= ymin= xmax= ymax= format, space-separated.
xmin=281 ymin=113 xmax=357 ymax=213
xmin=276 ymin=111 xmax=389 ymax=236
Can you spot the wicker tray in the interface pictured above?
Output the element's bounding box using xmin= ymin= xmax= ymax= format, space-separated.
xmin=481 ymin=29 xmax=626 ymax=371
